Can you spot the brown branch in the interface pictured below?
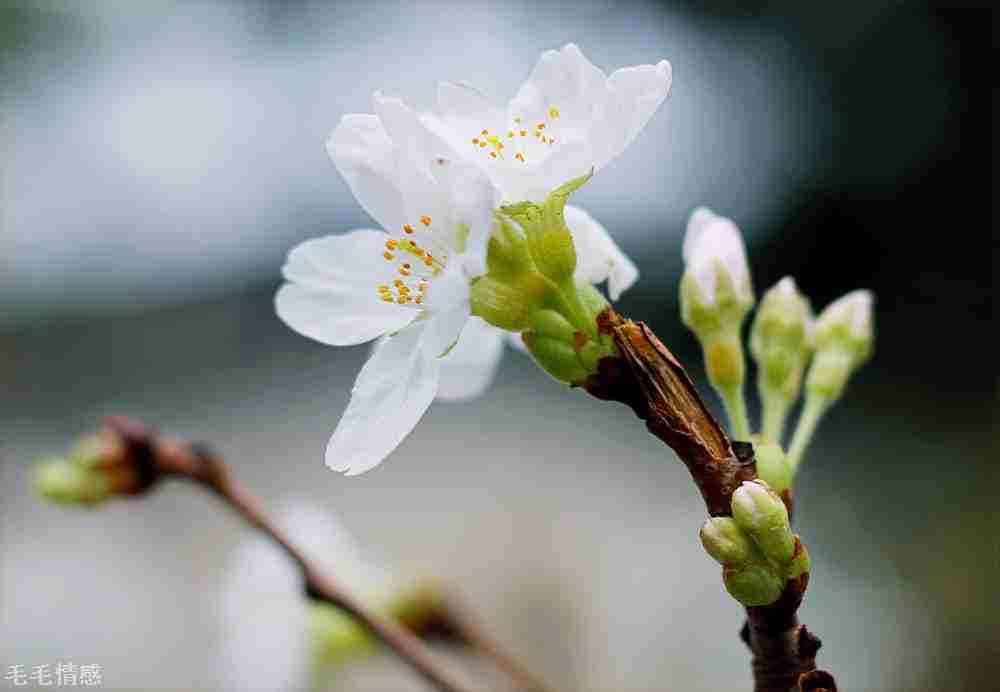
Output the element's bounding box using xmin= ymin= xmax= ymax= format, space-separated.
xmin=98 ymin=416 xmax=549 ymax=692
xmin=585 ymin=311 xmax=836 ymax=692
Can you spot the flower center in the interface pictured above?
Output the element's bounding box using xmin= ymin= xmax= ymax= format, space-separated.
xmin=376 ymin=215 xmax=449 ymax=306
xmin=469 ymin=105 xmax=561 ymax=164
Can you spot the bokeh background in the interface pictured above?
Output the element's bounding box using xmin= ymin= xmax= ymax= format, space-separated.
xmin=1 ymin=1 xmax=994 ymax=690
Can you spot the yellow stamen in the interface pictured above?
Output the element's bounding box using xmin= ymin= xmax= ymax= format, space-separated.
xmin=385 ymin=239 xmax=397 ymax=250
xmin=515 ymin=152 xmax=525 ymax=162
xmin=383 ymin=251 xmax=394 ymax=261
xmin=420 ymin=215 xmax=431 ymax=226
xmin=403 ymin=224 xmax=414 ymax=234
xmin=548 ymin=106 xmax=560 ymax=119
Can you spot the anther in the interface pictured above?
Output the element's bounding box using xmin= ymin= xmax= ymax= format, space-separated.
xmin=420 ymin=215 xmax=431 ymax=226
xmin=383 ymin=251 xmax=394 ymax=261
xmin=403 ymin=224 xmax=414 ymax=234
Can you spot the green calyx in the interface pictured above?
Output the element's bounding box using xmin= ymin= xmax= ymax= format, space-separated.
xmin=700 ymin=480 xmax=809 ymax=607
xmin=680 ymin=265 xmax=753 ymax=342
xmin=470 ymin=172 xmax=617 ymax=385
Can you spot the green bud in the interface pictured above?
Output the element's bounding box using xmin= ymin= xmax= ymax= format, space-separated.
xmin=309 ymin=603 xmax=373 ymax=664
xmin=703 ymin=333 xmax=745 ymax=390
xmin=750 ymin=277 xmax=813 ymax=400
xmin=812 ymin=289 xmax=874 ymax=370
xmin=523 ymin=333 xmax=590 ymax=384
xmin=528 ymin=309 xmax=578 ymax=342
xmin=752 ymin=440 xmax=793 ymax=493
xmin=805 ymin=347 xmax=853 ymax=401
xmin=576 ymin=283 xmax=610 ymax=323
xmin=700 ymin=517 xmax=760 ymax=567
xmin=501 ymin=172 xmax=592 ymax=283
xmin=35 ymin=457 xmax=109 ymax=505
xmin=723 ymin=564 xmax=784 ymax=607
xmin=731 ymin=480 xmax=795 ymax=564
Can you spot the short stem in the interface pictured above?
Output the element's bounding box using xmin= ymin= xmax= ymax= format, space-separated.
xmin=760 ymin=390 xmax=790 ymax=444
xmin=719 ymin=382 xmax=752 ymax=441
xmin=786 ymin=394 xmax=829 ymax=472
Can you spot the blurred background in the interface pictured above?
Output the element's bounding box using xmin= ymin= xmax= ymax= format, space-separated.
xmin=1 ymin=1 xmax=994 ymax=690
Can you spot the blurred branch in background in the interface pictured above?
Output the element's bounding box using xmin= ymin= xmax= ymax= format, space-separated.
xmin=36 ymin=416 xmax=553 ymax=692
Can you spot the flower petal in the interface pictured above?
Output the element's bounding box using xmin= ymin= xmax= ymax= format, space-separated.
xmin=327 ymin=114 xmax=406 ymax=233
xmin=275 ymin=282 xmax=414 ymax=347
xmin=326 ymin=322 xmax=440 ymax=475
xmin=437 ymin=81 xmax=505 ymax=139
xmin=436 ymin=318 xmax=505 ymax=401
xmin=218 ymin=533 xmax=308 ymax=692
xmin=282 ymin=230 xmax=396 ymax=294
xmin=279 ymin=501 xmax=388 ymax=596
xmin=592 ymin=60 xmax=672 ymax=170
xmin=566 ymin=205 xmax=638 ymax=301
xmin=508 ymin=44 xmax=608 ymax=132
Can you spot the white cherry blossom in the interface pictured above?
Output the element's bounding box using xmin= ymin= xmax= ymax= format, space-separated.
xmin=682 ymin=206 xmax=753 ymax=306
xmin=428 ymin=43 xmax=672 ymax=203
xmin=276 ymin=93 xmax=496 ymax=475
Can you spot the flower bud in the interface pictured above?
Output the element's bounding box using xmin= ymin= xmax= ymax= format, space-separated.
xmin=751 ymin=440 xmax=792 ymax=493
xmin=501 ymin=172 xmax=592 ymax=283
xmin=680 ymin=207 xmax=754 ymax=340
xmin=731 ymin=480 xmax=795 ymax=564
xmin=751 ymin=277 xmax=813 ymax=399
xmin=700 ymin=517 xmax=759 ymax=567
xmin=805 ymin=290 xmax=874 ymax=403
xmin=522 ymin=333 xmax=590 ymax=384
xmin=812 ymin=289 xmax=874 ymax=367
xmin=722 ymin=564 xmax=784 ymax=607
xmin=35 ymin=457 xmax=110 ymax=505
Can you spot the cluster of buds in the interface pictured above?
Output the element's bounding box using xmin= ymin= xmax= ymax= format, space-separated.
xmin=679 ymin=207 xmax=874 ymax=465
xmin=34 ymin=419 xmax=159 ymax=506
xmin=470 ymin=172 xmax=618 ymax=384
xmin=700 ymin=481 xmax=810 ymax=606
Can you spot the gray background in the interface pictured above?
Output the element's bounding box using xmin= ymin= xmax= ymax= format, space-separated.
xmin=2 ymin=1 xmax=994 ymax=690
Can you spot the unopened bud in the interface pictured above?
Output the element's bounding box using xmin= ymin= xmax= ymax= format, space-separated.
xmin=731 ymin=480 xmax=795 ymax=564
xmin=751 ymin=277 xmax=813 ymax=398
xmin=700 ymin=517 xmax=759 ymax=567
xmin=752 ymin=440 xmax=792 ymax=493
xmin=805 ymin=290 xmax=874 ymax=403
xmin=680 ymin=207 xmax=754 ymax=340
xmin=522 ymin=333 xmax=590 ymax=384
xmin=723 ymin=564 xmax=784 ymax=607
xmin=35 ymin=457 xmax=109 ymax=505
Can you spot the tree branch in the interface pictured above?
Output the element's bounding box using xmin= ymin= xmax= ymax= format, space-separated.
xmin=584 ymin=311 xmax=835 ymax=692
xmin=100 ymin=416 xmax=550 ymax=692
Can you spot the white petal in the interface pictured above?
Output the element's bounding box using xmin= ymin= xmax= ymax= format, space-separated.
xmin=278 ymin=501 xmax=389 ymax=597
xmin=816 ymin=289 xmax=873 ymax=339
xmin=327 ymin=114 xmax=406 ymax=233
xmin=592 ymin=60 xmax=672 ymax=170
xmin=437 ymin=81 xmax=505 ymax=138
xmin=436 ymin=318 xmax=505 ymax=401
xmin=566 ymin=205 xmax=638 ymax=301
xmin=508 ymin=44 xmax=608 ymax=132
xmin=282 ymin=230 xmax=395 ymax=294
xmin=218 ymin=534 xmax=308 ymax=692
xmin=326 ymin=322 xmax=440 ymax=475
xmin=275 ymin=283 xmax=414 ymax=347
xmin=682 ymin=207 xmax=752 ymax=304
xmin=422 ymin=300 xmax=471 ymax=359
